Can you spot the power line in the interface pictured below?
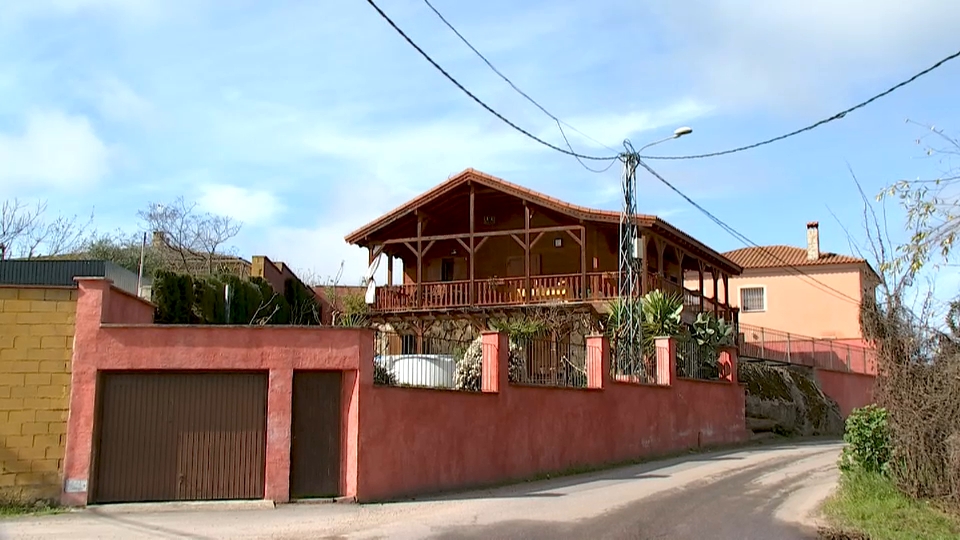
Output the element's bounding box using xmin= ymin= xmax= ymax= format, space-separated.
xmin=363 ymin=0 xmax=617 ymax=164
xmin=641 ymin=48 xmax=960 ymax=160
xmin=369 ymin=0 xmax=960 ymax=166
xmin=635 ymin=159 xmax=864 ymax=306
xmin=422 ymin=0 xmax=618 ymax=155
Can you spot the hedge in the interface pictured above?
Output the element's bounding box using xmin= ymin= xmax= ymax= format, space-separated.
xmin=152 ymin=270 xmax=321 ymax=326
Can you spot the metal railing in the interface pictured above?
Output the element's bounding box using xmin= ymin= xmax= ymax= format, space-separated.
xmin=675 ymin=339 xmax=723 ymax=381
xmin=373 ymin=331 xmax=477 ymax=390
xmin=609 ymin=336 xmax=659 ymax=385
xmin=737 ymin=323 xmax=877 ymax=374
xmin=511 ymin=335 xmax=588 ymax=388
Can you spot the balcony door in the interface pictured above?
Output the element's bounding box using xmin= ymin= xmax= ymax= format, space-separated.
xmin=441 ymin=258 xmax=455 ymax=282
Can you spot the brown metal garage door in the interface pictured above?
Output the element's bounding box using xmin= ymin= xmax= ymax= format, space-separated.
xmin=289 ymin=371 xmax=342 ymax=499
xmin=92 ymin=372 xmax=268 ymax=504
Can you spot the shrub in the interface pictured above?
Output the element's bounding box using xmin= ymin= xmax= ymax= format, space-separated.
xmin=374 ymin=362 xmax=397 ymax=385
xmin=152 ymin=270 xmax=297 ymax=325
xmin=453 ymin=336 xmax=524 ymax=391
xmin=153 ymin=269 xmax=196 ymax=323
xmin=840 ymin=405 xmax=891 ymax=474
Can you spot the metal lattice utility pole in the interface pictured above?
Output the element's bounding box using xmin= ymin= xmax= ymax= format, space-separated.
xmin=615 ymin=128 xmax=694 ymax=379
xmin=615 ymin=151 xmax=643 ymax=375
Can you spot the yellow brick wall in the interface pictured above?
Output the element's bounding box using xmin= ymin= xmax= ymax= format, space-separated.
xmin=0 ymin=286 xmax=76 ymax=503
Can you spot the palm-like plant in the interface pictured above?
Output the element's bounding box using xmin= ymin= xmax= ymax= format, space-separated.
xmin=605 ymin=291 xmax=684 ymax=378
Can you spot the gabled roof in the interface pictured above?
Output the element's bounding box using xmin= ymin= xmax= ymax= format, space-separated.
xmin=345 ymin=168 xmax=743 ymax=275
xmin=723 ymin=245 xmax=866 ymax=269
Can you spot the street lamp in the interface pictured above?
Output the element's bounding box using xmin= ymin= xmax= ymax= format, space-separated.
xmin=637 ymin=126 xmax=694 ymax=153
xmin=616 ymin=126 xmax=694 ymax=381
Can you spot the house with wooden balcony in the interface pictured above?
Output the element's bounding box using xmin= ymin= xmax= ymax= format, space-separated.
xmin=344 ymin=169 xmax=742 ymax=339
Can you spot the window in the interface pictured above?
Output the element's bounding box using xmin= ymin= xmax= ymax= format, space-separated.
xmin=740 ymin=286 xmax=766 ymax=312
xmin=401 ymin=335 xmax=417 ymax=354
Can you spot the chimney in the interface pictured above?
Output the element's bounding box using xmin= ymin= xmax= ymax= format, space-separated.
xmin=806 ymin=221 xmax=820 ymax=261
xmin=151 ymin=230 xmax=165 ymax=248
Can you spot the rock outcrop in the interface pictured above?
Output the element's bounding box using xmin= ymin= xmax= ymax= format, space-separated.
xmin=739 ymin=361 xmax=844 ymax=437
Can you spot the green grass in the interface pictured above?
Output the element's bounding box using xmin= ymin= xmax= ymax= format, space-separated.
xmin=0 ymin=500 xmax=63 ymax=519
xmin=822 ymin=470 xmax=960 ymax=540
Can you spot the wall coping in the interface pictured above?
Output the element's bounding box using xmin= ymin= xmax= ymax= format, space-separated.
xmin=99 ymin=323 xmax=373 ymax=331
xmin=0 ymin=284 xmax=76 ymax=289
xmin=75 ymin=276 xmax=157 ymax=308
xmin=610 ymin=379 xmax=673 ymax=390
xmin=509 ymin=383 xmax=603 ymax=393
xmin=676 ymin=377 xmax=735 ymax=386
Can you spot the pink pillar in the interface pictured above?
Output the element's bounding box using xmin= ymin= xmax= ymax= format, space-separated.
xmin=585 ymin=334 xmax=609 ymax=389
xmin=718 ymin=345 xmax=738 ymax=384
xmin=264 ymin=368 xmax=293 ymax=503
xmin=61 ymin=279 xmax=110 ymax=506
xmin=654 ymin=337 xmax=676 ymax=386
xmin=481 ymin=331 xmax=507 ymax=393
xmin=340 ymin=369 xmax=360 ymax=499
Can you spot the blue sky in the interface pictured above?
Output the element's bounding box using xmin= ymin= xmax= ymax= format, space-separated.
xmin=2 ymin=0 xmax=960 ymax=306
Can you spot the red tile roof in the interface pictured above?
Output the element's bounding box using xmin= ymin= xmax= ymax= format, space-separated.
xmin=344 ymin=168 xmax=742 ymax=275
xmin=723 ymin=245 xmax=866 ymax=269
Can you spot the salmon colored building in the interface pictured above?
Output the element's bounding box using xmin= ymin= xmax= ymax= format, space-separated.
xmin=685 ymin=222 xmax=879 ymax=341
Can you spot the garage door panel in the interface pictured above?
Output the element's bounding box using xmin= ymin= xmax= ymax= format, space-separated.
xmin=93 ymin=372 xmax=267 ymax=504
xmin=290 ymin=371 xmax=342 ymax=499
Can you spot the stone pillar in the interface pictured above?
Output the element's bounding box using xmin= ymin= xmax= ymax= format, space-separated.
xmin=654 ymin=337 xmax=676 ymax=386
xmin=585 ymin=334 xmax=609 ymax=389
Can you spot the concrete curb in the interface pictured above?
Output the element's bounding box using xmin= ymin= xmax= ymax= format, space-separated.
xmin=87 ymin=500 xmax=276 ymax=514
xmin=290 ymin=496 xmax=356 ymax=505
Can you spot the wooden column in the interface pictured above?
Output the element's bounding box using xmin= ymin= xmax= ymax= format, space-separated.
xmin=712 ymin=267 xmax=719 ymax=316
xmin=676 ymin=251 xmax=685 ymax=285
xmin=698 ymin=261 xmax=705 ymax=312
xmin=524 ymin=202 xmax=531 ymax=301
xmin=722 ymin=273 xmax=730 ymax=320
xmin=469 ymin=184 xmax=475 ymax=304
xmin=656 ymin=238 xmax=665 ymax=277
xmin=387 ymin=255 xmax=393 ymax=287
xmin=580 ymin=225 xmax=587 ymax=300
xmin=415 ymin=320 xmax=424 ymax=355
xmin=416 ymin=215 xmax=423 ymax=308
xmin=639 ymin=234 xmax=649 ymax=295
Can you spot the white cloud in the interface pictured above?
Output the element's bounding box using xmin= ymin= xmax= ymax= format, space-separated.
xmin=87 ymin=77 xmax=155 ymax=125
xmin=560 ymin=99 xmax=713 ymax=148
xmin=650 ymin=0 xmax=960 ymax=111
xmin=5 ymin=0 xmax=165 ymax=22
xmin=264 ymin=221 xmax=374 ymax=287
xmin=197 ymin=183 xmax=283 ymax=226
xmin=0 ymin=110 xmax=111 ymax=190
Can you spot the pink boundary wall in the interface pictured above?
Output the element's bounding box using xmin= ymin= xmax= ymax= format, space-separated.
xmin=814 ymin=369 xmax=876 ymax=418
xmin=61 ymin=278 xmax=372 ymax=506
xmin=63 ymin=278 xmax=748 ymax=505
xmin=355 ymin=335 xmax=748 ymax=502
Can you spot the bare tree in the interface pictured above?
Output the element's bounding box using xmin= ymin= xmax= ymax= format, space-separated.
xmin=138 ymin=197 xmax=242 ymax=275
xmin=837 ymin=150 xmax=960 ymax=505
xmin=0 ymin=198 xmax=91 ymax=260
xmin=323 ymin=261 xmax=369 ymax=327
xmin=877 ymin=121 xmax=960 ymax=276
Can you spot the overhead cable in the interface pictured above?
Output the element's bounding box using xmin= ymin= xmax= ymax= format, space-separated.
xmin=635 ymin=159 xmax=865 ymax=306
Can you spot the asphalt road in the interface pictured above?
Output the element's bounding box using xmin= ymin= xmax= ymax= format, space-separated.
xmin=2 ymin=439 xmax=842 ymax=540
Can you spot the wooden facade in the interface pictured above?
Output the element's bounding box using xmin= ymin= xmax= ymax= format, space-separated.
xmin=345 ymin=169 xmax=741 ymax=321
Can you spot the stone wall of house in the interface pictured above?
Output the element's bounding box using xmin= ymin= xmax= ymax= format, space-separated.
xmin=0 ymin=286 xmax=76 ymax=503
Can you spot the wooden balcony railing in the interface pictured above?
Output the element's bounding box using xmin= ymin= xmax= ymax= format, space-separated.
xmin=372 ymin=271 xmax=735 ymax=320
